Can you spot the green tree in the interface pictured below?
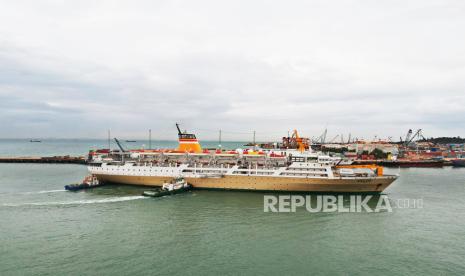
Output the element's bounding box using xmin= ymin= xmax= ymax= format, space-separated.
xmin=370 ymin=148 xmax=388 ymax=159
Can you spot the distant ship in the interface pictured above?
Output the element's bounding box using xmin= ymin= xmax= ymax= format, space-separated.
xmin=30 ymin=139 xmax=41 ymax=143
xmin=87 ymin=124 xmax=398 ymax=193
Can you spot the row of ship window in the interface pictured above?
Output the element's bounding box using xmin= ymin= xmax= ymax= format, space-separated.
xmin=98 ymin=168 xmax=176 ymax=173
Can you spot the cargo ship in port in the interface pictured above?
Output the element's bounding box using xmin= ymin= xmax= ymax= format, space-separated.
xmin=87 ymin=125 xmax=398 ymax=193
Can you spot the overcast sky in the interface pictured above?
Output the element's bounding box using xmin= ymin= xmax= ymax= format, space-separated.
xmin=1 ymin=0 xmax=464 ymax=141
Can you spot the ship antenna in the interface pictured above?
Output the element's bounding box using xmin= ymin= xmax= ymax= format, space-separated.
xmin=175 ymin=123 xmax=182 ymax=135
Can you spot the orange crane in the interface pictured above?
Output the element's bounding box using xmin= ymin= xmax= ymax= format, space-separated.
xmin=292 ymin=130 xmax=308 ymax=152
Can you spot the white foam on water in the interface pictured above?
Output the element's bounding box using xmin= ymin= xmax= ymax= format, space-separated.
xmin=37 ymin=189 xmax=66 ymax=194
xmin=21 ymin=189 xmax=66 ymax=194
xmin=2 ymin=196 xmax=145 ymax=207
xmin=0 ymin=189 xmax=66 ymax=197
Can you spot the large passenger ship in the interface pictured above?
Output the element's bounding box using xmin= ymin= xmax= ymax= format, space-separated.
xmin=87 ymin=125 xmax=398 ymax=193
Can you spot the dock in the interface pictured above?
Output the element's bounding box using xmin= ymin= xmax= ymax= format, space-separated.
xmin=0 ymin=156 xmax=87 ymax=164
xmin=352 ymin=159 xmax=447 ymax=167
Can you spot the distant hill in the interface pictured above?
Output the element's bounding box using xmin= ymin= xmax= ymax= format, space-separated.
xmin=420 ymin=137 xmax=465 ymax=144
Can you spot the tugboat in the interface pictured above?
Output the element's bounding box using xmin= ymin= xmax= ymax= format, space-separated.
xmin=142 ymin=177 xmax=191 ymax=197
xmin=451 ymin=159 xmax=465 ymax=167
xmin=65 ymin=175 xmax=101 ymax=191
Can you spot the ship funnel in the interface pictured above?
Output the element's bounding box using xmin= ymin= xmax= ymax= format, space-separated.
xmin=176 ymin=123 xmax=202 ymax=153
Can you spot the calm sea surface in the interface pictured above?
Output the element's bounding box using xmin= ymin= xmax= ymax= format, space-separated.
xmin=0 ymin=140 xmax=464 ymax=275
xmin=0 ymin=139 xmax=246 ymax=157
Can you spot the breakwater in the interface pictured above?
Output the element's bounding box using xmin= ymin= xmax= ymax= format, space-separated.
xmin=0 ymin=156 xmax=87 ymax=164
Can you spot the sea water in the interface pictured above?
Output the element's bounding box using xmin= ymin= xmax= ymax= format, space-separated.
xmin=0 ymin=140 xmax=464 ymax=275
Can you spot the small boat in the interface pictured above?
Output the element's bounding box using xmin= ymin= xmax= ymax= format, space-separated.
xmin=125 ymin=140 xmax=137 ymax=143
xmin=244 ymin=142 xmax=257 ymax=146
xmin=142 ymin=177 xmax=191 ymax=197
xmin=451 ymin=159 xmax=465 ymax=167
xmin=65 ymin=175 xmax=101 ymax=191
xmin=30 ymin=139 xmax=42 ymax=143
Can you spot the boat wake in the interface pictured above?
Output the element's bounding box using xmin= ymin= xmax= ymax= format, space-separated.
xmin=2 ymin=196 xmax=145 ymax=207
xmin=21 ymin=189 xmax=66 ymax=195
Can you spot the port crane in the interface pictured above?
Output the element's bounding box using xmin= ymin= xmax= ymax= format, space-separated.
xmin=313 ymin=128 xmax=328 ymax=144
xmin=114 ymin=138 xmax=127 ymax=153
xmin=113 ymin=138 xmax=128 ymax=163
xmin=401 ymin=129 xmax=424 ymax=147
xmin=293 ymin=130 xmax=308 ymax=152
xmin=398 ymin=129 xmax=426 ymax=157
xmin=282 ymin=130 xmax=309 ymax=152
xmin=328 ymin=134 xmax=340 ymax=143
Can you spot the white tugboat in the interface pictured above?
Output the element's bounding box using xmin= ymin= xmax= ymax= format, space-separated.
xmin=142 ymin=177 xmax=192 ymax=197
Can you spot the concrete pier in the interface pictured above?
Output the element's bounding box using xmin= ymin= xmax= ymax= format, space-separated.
xmin=0 ymin=156 xmax=87 ymax=164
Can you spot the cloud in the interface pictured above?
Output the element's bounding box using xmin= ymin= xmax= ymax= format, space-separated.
xmin=0 ymin=0 xmax=464 ymax=140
